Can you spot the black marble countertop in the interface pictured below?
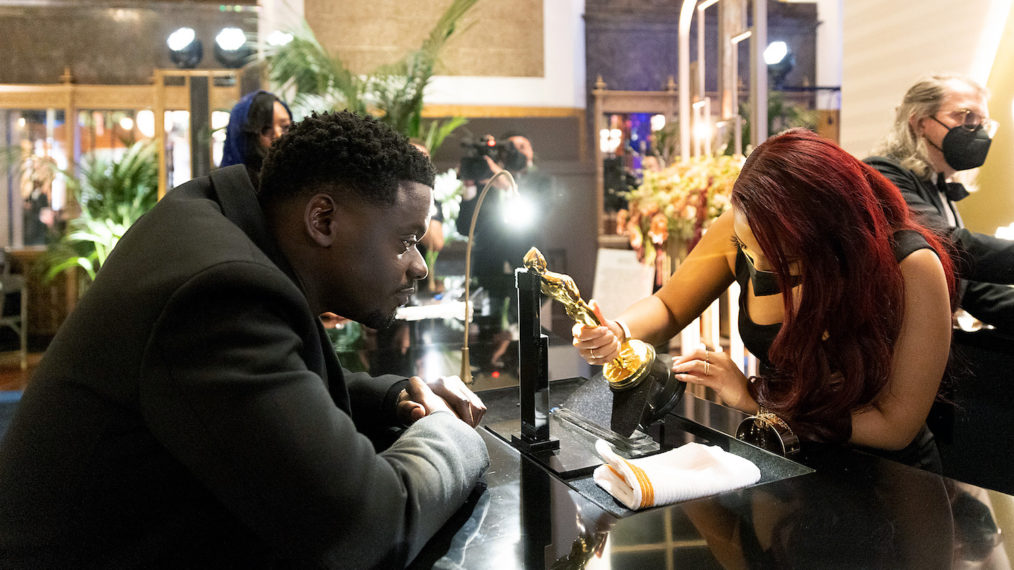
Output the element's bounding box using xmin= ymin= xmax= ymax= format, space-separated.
xmin=411 ymin=378 xmax=1012 ymax=568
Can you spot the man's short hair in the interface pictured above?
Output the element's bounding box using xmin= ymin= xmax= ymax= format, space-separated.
xmin=259 ymin=110 xmax=435 ymax=207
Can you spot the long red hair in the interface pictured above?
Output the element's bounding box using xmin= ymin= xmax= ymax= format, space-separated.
xmin=731 ymin=129 xmax=955 ymax=442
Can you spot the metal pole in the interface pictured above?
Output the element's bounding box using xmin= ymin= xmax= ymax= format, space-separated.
xmin=749 ymin=0 xmax=768 ymax=147
xmin=678 ymin=0 xmax=697 ymax=161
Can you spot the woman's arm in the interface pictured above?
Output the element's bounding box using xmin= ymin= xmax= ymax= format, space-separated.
xmin=574 ymin=210 xmax=738 ymax=362
xmin=850 ymin=248 xmax=952 ymax=450
xmin=649 ymin=210 xmax=739 ymax=342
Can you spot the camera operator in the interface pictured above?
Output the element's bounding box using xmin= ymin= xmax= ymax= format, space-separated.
xmin=456 ymin=132 xmax=552 ymax=369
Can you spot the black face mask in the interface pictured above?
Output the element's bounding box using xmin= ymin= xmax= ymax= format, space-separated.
xmin=930 ymin=116 xmax=992 ymax=171
xmin=743 ymin=252 xmax=801 ymax=296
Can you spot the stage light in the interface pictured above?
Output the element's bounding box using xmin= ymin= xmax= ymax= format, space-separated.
xmin=167 ymin=27 xmax=203 ymax=69
xmin=214 ymin=27 xmax=253 ymax=68
xmin=502 ymin=194 xmax=535 ymax=230
xmin=763 ymin=41 xmax=788 ymax=65
xmin=764 ymin=40 xmax=795 ymax=90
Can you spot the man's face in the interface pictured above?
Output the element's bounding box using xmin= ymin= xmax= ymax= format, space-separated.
xmin=507 ymin=136 xmax=534 ymax=166
xmin=325 ymin=181 xmax=431 ymax=329
xmin=914 ymin=80 xmax=990 ymax=173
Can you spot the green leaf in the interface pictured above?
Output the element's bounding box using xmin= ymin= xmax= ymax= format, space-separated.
xmin=263 ymin=0 xmax=477 ymax=142
xmin=41 ymin=140 xmax=157 ymax=286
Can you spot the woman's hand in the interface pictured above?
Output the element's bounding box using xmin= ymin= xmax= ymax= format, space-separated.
xmin=672 ymin=346 xmax=757 ymax=413
xmin=572 ymin=300 xmax=624 ymax=365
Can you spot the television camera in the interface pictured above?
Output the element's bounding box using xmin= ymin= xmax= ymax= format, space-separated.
xmin=459 ymin=135 xmax=528 ymax=181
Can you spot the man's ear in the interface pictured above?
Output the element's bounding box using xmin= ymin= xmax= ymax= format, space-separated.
xmin=909 ymin=114 xmax=924 ymax=137
xmin=304 ymin=193 xmax=337 ymax=247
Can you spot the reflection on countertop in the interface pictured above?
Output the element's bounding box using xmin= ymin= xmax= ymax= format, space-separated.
xmin=348 ymin=280 xmax=1014 ymax=568
xmin=414 ymin=383 xmax=1013 ymax=569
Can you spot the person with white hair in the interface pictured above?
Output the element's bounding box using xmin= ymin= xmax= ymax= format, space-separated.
xmin=866 ymin=74 xmax=1014 ymax=332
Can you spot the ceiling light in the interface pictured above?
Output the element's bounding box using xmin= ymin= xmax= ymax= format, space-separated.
xmin=214 ymin=27 xmax=253 ymax=68
xmin=167 ymin=27 xmax=203 ymax=69
xmin=763 ymin=41 xmax=788 ymax=65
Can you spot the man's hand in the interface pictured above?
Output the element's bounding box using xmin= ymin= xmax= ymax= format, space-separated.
xmin=482 ymin=156 xmax=513 ymax=190
xmin=426 ymin=375 xmax=486 ymax=427
xmin=396 ymin=376 xmax=487 ymax=427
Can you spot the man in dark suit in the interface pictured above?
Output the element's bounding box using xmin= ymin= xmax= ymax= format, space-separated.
xmin=866 ymin=74 xmax=1014 ymax=332
xmin=0 ymin=111 xmax=489 ymax=567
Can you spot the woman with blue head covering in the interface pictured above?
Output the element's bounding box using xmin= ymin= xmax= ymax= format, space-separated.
xmin=220 ymin=90 xmax=292 ymax=186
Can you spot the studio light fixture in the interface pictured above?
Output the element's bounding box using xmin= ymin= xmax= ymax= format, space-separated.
xmin=763 ymin=40 xmax=788 ymax=66
xmin=167 ymin=27 xmax=203 ymax=69
xmin=214 ymin=26 xmax=253 ymax=68
xmin=764 ymin=40 xmax=795 ymax=91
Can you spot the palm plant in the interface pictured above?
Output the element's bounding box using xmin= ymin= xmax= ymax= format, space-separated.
xmin=265 ymin=0 xmax=478 ymax=154
xmin=42 ymin=141 xmax=158 ymax=282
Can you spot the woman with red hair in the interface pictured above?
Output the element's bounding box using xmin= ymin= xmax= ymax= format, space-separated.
xmin=575 ymin=129 xmax=955 ymax=469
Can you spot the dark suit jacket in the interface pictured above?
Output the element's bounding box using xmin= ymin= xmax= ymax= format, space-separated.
xmin=0 ymin=165 xmax=488 ymax=568
xmin=866 ymin=156 xmax=1014 ymax=331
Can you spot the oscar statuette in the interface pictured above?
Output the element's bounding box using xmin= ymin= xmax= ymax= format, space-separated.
xmin=523 ymin=247 xmax=685 ymax=436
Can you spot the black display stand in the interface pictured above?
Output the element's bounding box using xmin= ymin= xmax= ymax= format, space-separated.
xmin=486 ymin=267 xmax=656 ymax=478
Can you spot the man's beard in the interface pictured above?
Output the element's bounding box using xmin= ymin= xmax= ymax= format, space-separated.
xmin=362 ymin=309 xmax=396 ymax=331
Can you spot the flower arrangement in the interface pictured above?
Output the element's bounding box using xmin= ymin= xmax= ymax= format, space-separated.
xmin=421 ymin=167 xmax=466 ymax=278
xmin=433 ymin=168 xmax=465 ymax=243
xmin=618 ymin=154 xmax=745 ymax=285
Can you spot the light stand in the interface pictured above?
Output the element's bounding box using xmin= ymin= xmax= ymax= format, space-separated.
xmin=461 ymin=170 xmax=518 ymax=385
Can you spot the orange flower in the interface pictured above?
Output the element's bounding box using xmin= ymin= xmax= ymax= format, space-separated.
xmin=616 ymin=209 xmax=628 ymax=235
xmin=648 ymin=212 xmax=669 ymax=246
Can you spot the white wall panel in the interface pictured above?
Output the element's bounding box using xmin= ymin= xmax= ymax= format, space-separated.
xmin=425 ymin=0 xmax=587 ymax=109
xmin=841 ymin=0 xmax=1010 ymax=157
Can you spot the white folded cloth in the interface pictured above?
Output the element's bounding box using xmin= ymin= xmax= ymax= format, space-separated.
xmin=593 ymin=439 xmax=761 ymax=510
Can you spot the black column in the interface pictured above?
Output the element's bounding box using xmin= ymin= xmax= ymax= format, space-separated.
xmin=189 ymin=75 xmax=211 ymax=178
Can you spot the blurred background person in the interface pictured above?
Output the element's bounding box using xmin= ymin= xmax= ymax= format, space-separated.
xmin=456 ymin=132 xmax=553 ymax=370
xmin=220 ymin=90 xmax=292 ymax=187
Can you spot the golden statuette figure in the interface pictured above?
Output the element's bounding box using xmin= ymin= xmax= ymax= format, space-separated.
xmin=522 ymin=247 xmax=657 ymax=390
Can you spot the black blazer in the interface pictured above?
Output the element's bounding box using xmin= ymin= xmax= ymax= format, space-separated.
xmin=0 ymin=165 xmax=488 ymax=568
xmin=866 ymin=156 xmax=1014 ymax=332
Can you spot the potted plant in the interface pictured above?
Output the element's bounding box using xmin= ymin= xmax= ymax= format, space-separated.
xmin=264 ymin=0 xmax=477 ymax=156
xmin=42 ymin=140 xmax=158 ymax=287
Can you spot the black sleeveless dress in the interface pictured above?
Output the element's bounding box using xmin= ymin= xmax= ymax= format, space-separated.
xmin=734 ymin=229 xmax=942 ymax=472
